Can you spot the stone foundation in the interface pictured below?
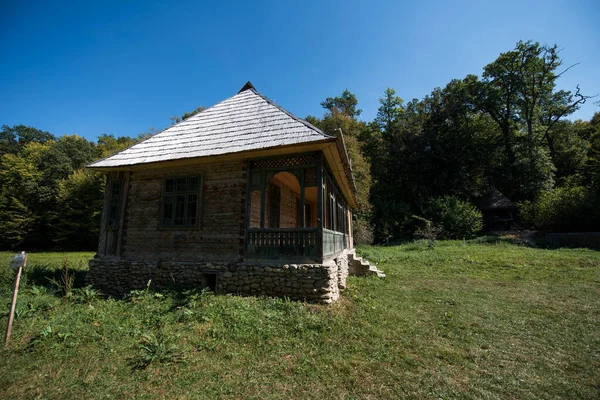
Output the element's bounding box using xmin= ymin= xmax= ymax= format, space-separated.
xmin=87 ymin=252 xmax=350 ymax=303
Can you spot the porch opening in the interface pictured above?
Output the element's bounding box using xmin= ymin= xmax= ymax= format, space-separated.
xmin=245 ymin=154 xmax=351 ymax=261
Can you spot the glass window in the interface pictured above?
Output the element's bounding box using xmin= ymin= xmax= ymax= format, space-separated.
xmin=162 ymin=176 xmax=201 ymax=227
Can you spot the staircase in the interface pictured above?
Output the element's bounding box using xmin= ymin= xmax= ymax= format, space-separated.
xmin=348 ymin=250 xmax=386 ymax=278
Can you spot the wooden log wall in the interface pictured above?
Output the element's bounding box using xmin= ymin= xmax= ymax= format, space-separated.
xmin=120 ymin=160 xmax=247 ymax=262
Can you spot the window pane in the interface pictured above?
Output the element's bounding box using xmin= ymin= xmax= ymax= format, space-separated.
xmin=187 ymin=195 xmax=197 ymax=221
xmin=175 ymin=195 xmax=185 ymax=219
xmin=108 ymin=198 xmax=119 ymax=227
xmin=188 ymin=177 xmax=199 ymax=191
xmin=162 ymin=176 xmax=201 ymax=227
xmin=111 ymin=181 xmax=121 ymax=197
xmin=176 ymin=178 xmax=187 ymax=192
xmin=163 ymin=195 xmax=173 ymax=220
xmin=165 ymin=179 xmax=175 ymax=193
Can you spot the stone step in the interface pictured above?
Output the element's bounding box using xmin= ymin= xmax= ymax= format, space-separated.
xmin=347 ymin=253 xmax=385 ymax=279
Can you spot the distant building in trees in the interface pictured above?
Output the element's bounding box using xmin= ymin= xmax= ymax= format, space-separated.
xmin=479 ymin=187 xmax=518 ymax=231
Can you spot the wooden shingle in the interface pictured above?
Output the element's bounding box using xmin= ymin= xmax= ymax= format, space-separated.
xmin=89 ymin=83 xmax=334 ymax=168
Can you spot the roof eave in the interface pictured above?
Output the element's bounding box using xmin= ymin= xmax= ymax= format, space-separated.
xmin=87 ymin=137 xmax=337 ymax=171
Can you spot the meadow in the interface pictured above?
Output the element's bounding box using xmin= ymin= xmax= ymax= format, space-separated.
xmin=1 ymin=240 xmax=599 ymax=399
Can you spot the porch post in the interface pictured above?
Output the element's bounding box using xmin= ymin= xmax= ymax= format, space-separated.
xmin=316 ymin=153 xmax=324 ymax=259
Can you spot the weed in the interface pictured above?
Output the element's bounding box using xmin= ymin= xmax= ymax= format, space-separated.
xmin=129 ymin=331 xmax=184 ymax=370
xmin=47 ymin=257 xmax=75 ymax=299
xmin=75 ymin=286 xmax=102 ymax=303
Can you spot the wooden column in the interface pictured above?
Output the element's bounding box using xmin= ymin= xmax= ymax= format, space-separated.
xmin=316 ymin=154 xmax=323 ymax=259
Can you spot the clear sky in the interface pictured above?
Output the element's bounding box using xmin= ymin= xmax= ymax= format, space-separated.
xmin=1 ymin=0 xmax=598 ymax=141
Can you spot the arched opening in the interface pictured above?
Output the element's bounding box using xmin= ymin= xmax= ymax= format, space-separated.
xmin=266 ymin=171 xmax=301 ymax=228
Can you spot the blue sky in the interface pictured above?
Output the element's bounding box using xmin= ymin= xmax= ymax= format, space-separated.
xmin=1 ymin=0 xmax=598 ymax=141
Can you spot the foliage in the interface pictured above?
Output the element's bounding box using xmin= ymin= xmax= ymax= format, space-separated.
xmin=425 ymin=196 xmax=483 ymax=239
xmin=53 ymin=169 xmax=105 ymax=249
xmin=320 ymin=89 xmax=362 ymax=117
xmin=519 ymin=185 xmax=600 ymax=232
xmin=352 ymin=218 xmax=373 ymax=245
xmin=170 ymin=105 xmax=205 ymax=124
xmin=0 ymin=127 xmax=143 ymax=250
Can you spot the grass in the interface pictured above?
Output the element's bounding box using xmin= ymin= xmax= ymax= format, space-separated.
xmin=0 ymin=241 xmax=599 ymax=399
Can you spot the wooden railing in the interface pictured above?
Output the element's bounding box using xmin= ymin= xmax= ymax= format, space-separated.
xmin=246 ymin=228 xmax=318 ymax=258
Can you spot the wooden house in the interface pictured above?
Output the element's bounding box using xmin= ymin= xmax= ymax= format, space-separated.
xmin=86 ymin=82 xmax=382 ymax=303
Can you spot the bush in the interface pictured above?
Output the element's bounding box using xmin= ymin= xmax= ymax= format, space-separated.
xmin=425 ymin=196 xmax=483 ymax=239
xmin=519 ymin=186 xmax=599 ymax=232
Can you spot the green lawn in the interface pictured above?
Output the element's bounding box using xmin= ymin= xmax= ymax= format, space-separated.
xmin=0 ymin=241 xmax=599 ymax=399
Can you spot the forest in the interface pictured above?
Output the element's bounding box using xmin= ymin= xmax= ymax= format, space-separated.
xmin=1 ymin=40 xmax=598 ymax=250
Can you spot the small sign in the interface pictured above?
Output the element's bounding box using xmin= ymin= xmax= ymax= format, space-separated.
xmin=10 ymin=253 xmax=26 ymax=269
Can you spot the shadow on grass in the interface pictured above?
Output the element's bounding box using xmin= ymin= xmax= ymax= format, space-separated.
xmin=25 ymin=265 xmax=88 ymax=291
xmin=468 ymin=235 xmax=538 ymax=247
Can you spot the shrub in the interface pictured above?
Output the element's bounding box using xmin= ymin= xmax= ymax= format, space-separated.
xmin=519 ymin=186 xmax=599 ymax=232
xmin=413 ymin=216 xmax=443 ymax=249
xmin=425 ymin=196 xmax=483 ymax=239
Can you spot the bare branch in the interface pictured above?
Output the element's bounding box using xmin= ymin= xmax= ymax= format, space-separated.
xmin=556 ymin=63 xmax=580 ymax=78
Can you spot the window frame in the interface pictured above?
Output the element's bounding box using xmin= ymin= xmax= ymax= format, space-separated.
xmin=160 ymin=174 xmax=203 ymax=229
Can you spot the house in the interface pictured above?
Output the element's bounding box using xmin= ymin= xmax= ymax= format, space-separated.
xmin=479 ymin=186 xmax=518 ymax=231
xmin=86 ymin=82 xmax=382 ymax=303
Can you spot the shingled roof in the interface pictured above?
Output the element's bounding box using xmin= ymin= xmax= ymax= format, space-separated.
xmin=89 ymin=82 xmax=335 ymax=168
xmin=479 ymin=187 xmax=517 ymax=211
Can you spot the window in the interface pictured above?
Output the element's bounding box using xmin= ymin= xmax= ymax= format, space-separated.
xmin=162 ymin=176 xmax=201 ymax=227
xmin=107 ymin=180 xmax=122 ymax=229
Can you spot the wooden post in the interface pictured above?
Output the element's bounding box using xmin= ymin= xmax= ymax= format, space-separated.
xmin=5 ymin=251 xmax=26 ymax=346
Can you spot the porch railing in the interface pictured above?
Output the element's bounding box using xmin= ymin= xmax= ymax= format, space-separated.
xmin=323 ymin=229 xmax=346 ymax=256
xmin=246 ymin=228 xmax=318 ymax=258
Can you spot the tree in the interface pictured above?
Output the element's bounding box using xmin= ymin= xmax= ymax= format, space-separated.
xmin=0 ymin=124 xmax=55 ymax=157
xmin=53 ymin=169 xmax=105 ymax=249
xmin=320 ymin=90 xmax=362 ymax=118
xmin=170 ymin=106 xmax=205 ymax=124
xmin=474 ymin=40 xmax=591 ymax=200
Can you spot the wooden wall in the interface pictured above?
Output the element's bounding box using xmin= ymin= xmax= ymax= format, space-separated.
xmin=119 ymin=160 xmax=246 ymax=262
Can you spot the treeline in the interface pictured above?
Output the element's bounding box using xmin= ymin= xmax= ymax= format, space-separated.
xmin=1 ymin=40 xmax=599 ymax=250
xmin=0 ymin=126 xmax=148 ymax=250
xmin=307 ymin=41 xmax=600 ymax=242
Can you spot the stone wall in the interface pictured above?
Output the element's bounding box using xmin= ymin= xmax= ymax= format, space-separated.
xmin=87 ymin=251 xmax=350 ymax=303
xmin=336 ymin=255 xmax=348 ymax=290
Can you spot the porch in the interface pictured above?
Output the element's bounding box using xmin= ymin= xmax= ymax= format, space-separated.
xmin=245 ymin=153 xmax=352 ymax=262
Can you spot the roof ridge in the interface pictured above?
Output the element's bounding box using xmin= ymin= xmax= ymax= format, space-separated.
xmin=246 ymin=87 xmax=334 ymax=140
